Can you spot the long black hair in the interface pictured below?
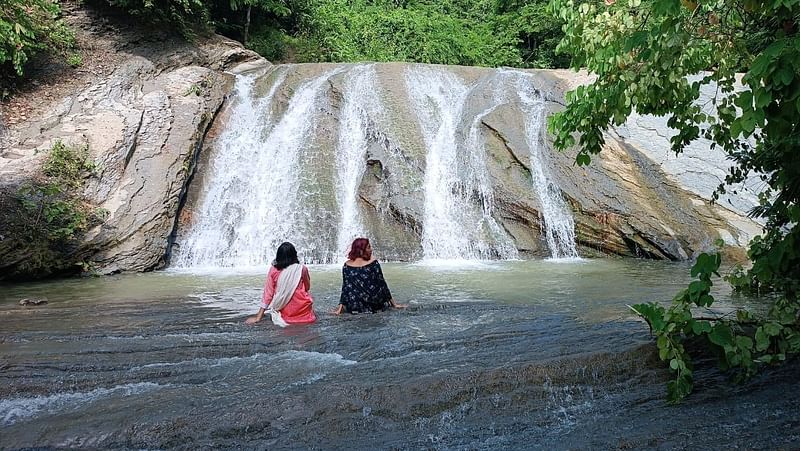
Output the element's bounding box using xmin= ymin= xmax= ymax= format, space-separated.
xmin=273 ymin=242 xmax=300 ymax=270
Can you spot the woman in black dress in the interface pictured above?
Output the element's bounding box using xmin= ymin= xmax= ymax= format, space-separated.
xmin=333 ymin=238 xmax=406 ymax=314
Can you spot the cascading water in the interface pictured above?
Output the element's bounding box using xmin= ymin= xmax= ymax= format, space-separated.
xmin=173 ymin=67 xmax=342 ymax=267
xmin=464 ymin=107 xmax=519 ymax=259
xmin=509 ymin=71 xmax=579 ymax=259
xmin=174 ymin=64 xmax=577 ymax=268
xmin=334 ymin=65 xmax=381 ymax=257
xmin=405 ymin=66 xmax=518 ymax=260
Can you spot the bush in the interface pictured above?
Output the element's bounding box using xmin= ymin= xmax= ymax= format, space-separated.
xmin=0 ymin=0 xmax=75 ymax=76
xmin=103 ymin=0 xmax=211 ymax=37
xmin=16 ymin=141 xmax=97 ymax=241
xmin=247 ymin=26 xmax=287 ymax=61
xmin=296 ymin=1 xmax=523 ymax=66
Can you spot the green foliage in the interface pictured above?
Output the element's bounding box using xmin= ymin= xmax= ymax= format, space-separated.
xmin=292 ymin=0 xmax=513 ymax=66
xmin=496 ymin=0 xmax=570 ymax=67
xmin=551 ymin=0 xmax=800 ymax=401
xmin=17 ymin=183 xmax=90 ymax=241
xmin=228 ymin=0 xmax=290 ymax=15
xmin=633 ymin=250 xmax=800 ymax=402
xmin=42 ymin=141 xmax=95 ymax=189
xmin=66 ymin=52 xmax=83 ymax=67
xmin=283 ymin=0 xmax=565 ymax=67
xmin=15 ymin=141 xmax=98 ymax=243
xmin=0 ymin=0 xmax=75 ymax=76
xmin=246 ymin=26 xmax=288 ymax=61
xmin=78 ymin=0 xmax=567 ymax=68
xmin=104 ymin=0 xmax=211 ymax=36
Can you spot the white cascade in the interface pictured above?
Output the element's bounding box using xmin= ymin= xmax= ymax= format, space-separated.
xmin=405 ymin=66 xmax=518 ymax=260
xmin=510 ymin=72 xmax=579 ymax=259
xmin=464 ymin=106 xmax=519 ymax=259
xmin=173 ymin=67 xmax=342 ymax=267
xmin=334 ymin=64 xmax=381 ymax=257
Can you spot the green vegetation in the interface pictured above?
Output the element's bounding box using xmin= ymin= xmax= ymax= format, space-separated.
xmin=550 ymin=0 xmax=800 ymax=401
xmin=0 ymin=0 xmax=75 ymax=76
xmin=4 ymin=0 xmax=568 ymax=78
xmin=20 ymin=140 xmax=97 ymax=241
xmin=291 ymin=0 xmax=517 ymax=66
xmin=66 ymin=52 xmax=83 ymax=67
xmin=280 ymin=0 xmax=565 ymax=67
xmin=103 ymin=0 xmax=211 ymax=36
xmin=100 ymin=0 xmax=566 ymax=67
xmin=7 ymin=141 xmax=101 ymax=276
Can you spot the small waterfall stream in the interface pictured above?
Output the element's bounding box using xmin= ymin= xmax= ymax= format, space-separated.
xmin=405 ymin=67 xmax=474 ymax=260
xmin=334 ymin=65 xmax=380 ymax=256
xmin=518 ymin=86 xmax=579 ymax=259
xmin=172 ymin=69 xmax=284 ymax=267
xmin=502 ymin=70 xmax=579 ymax=259
xmin=174 ymin=67 xmax=342 ymax=267
xmin=405 ymin=66 xmax=519 ymax=260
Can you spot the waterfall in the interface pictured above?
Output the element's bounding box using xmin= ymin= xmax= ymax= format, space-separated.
xmin=173 ymin=67 xmax=342 ymax=267
xmin=335 ymin=65 xmax=380 ymax=258
xmin=406 ymin=66 xmax=517 ymax=260
xmin=173 ymin=64 xmax=579 ymax=269
xmin=464 ymin=106 xmax=520 ymax=260
xmin=510 ymin=72 xmax=579 ymax=259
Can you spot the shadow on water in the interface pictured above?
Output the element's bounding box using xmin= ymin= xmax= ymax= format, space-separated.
xmin=1 ymin=259 xmax=799 ymax=449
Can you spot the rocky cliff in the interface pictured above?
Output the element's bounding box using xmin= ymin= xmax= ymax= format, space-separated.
xmin=0 ymin=31 xmax=264 ymax=279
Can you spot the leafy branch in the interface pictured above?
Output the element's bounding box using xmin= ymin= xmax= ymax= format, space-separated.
xmin=550 ymin=0 xmax=800 ymax=401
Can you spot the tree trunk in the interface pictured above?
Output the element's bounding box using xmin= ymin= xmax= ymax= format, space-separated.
xmin=244 ymin=5 xmax=251 ymax=46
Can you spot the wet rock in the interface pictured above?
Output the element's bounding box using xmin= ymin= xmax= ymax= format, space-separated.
xmin=1 ymin=56 xmax=763 ymax=277
xmin=180 ymin=64 xmax=760 ymax=262
xmin=18 ymin=298 xmax=48 ymax=306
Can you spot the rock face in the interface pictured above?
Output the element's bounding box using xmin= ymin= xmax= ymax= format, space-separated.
xmin=0 ymin=36 xmax=264 ymax=279
xmin=173 ymin=63 xmax=762 ymax=267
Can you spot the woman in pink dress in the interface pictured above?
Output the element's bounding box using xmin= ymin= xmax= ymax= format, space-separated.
xmin=245 ymin=242 xmax=316 ymax=326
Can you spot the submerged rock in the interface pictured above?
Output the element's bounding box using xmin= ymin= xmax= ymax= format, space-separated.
xmin=18 ymin=298 xmax=48 ymax=306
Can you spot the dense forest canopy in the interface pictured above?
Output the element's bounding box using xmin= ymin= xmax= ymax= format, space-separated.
xmin=0 ymin=0 xmax=565 ymax=79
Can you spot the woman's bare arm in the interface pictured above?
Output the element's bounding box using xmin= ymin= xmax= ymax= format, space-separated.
xmin=245 ymin=307 xmax=266 ymax=324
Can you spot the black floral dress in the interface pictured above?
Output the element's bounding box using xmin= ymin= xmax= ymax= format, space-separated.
xmin=339 ymin=260 xmax=393 ymax=313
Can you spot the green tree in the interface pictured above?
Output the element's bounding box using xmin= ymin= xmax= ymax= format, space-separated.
xmin=0 ymin=0 xmax=75 ymax=76
xmin=549 ymin=0 xmax=800 ymax=401
xmin=227 ymin=0 xmax=290 ymax=45
xmin=103 ymin=0 xmax=211 ymax=36
xmin=495 ymin=0 xmax=569 ymax=67
xmin=283 ymin=0 xmax=566 ymax=67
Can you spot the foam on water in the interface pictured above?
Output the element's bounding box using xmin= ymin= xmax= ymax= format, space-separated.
xmin=282 ymin=350 xmax=358 ymax=366
xmin=411 ymin=259 xmax=509 ymax=271
xmin=127 ymin=351 xmax=357 ymax=373
xmin=0 ymin=383 xmax=165 ymax=426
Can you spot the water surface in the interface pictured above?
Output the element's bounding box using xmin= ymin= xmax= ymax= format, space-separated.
xmin=1 ymin=259 xmax=798 ymax=449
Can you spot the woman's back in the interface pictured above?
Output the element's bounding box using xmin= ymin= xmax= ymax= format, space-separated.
xmin=340 ymin=259 xmax=392 ymax=313
xmin=262 ymin=265 xmax=316 ymax=324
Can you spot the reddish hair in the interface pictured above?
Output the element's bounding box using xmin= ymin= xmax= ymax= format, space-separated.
xmin=348 ymin=238 xmax=372 ymax=261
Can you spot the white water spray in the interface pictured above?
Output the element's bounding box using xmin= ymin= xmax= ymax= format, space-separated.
xmin=511 ymin=72 xmax=579 ymax=259
xmin=334 ymin=65 xmax=381 ymax=257
xmin=173 ymin=67 xmax=342 ymax=267
xmin=405 ymin=66 xmax=519 ymax=260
